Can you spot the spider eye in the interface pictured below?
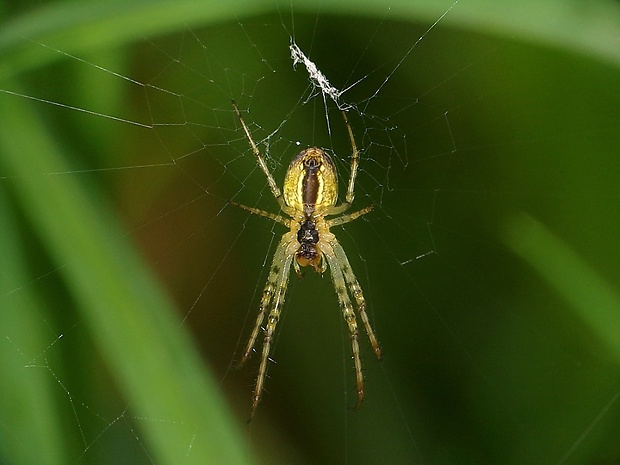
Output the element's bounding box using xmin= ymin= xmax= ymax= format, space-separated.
xmin=304 ymin=158 xmax=321 ymax=169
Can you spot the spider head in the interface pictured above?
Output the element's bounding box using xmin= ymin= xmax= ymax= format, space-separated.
xmin=283 ymin=147 xmax=338 ymax=215
xmin=296 ymin=244 xmax=321 ymax=271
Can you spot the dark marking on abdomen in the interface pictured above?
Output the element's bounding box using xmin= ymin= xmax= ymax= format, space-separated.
xmin=302 ymin=158 xmax=320 ymax=216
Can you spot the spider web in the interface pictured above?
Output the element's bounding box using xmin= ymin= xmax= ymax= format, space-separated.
xmin=2 ymin=1 xmax=620 ymax=464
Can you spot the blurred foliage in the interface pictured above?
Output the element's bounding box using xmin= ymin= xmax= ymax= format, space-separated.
xmin=1 ymin=0 xmax=620 ymax=464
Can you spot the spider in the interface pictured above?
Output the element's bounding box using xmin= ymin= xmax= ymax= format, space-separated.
xmin=231 ymin=101 xmax=381 ymax=420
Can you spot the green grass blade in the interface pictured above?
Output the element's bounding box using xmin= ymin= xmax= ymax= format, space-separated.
xmin=0 ymin=85 xmax=253 ymax=465
xmin=0 ymin=189 xmax=67 ymax=465
xmin=2 ymin=0 xmax=620 ymax=82
xmin=506 ymin=214 xmax=620 ymax=359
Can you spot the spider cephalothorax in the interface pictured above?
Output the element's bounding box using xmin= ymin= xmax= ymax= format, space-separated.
xmin=295 ymin=218 xmax=321 ymax=271
xmin=231 ymin=101 xmax=381 ymax=420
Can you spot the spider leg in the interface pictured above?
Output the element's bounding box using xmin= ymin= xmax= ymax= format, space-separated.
xmin=244 ymin=234 xmax=296 ymax=420
xmin=230 ymin=200 xmax=289 ymax=226
xmin=236 ymin=234 xmax=294 ymax=369
xmin=232 ymin=100 xmax=291 ymax=213
xmin=342 ymin=110 xmax=359 ymax=206
xmin=330 ymin=240 xmax=381 ymax=360
xmin=327 ymin=205 xmax=373 ymax=227
xmin=325 ymin=111 xmax=360 ymax=216
xmin=322 ymin=241 xmax=365 ymax=410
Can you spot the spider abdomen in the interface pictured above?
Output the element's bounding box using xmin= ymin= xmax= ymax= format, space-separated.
xmin=283 ymin=147 xmax=338 ymax=216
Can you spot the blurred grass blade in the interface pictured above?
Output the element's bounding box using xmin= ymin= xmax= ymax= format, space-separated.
xmin=0 ymin=189 xmax=67 ymax=465
xmin=0 ymin=85 xmax=252 ymax=465
xmin=2 ymin=0 xmax=620 ymax=82
xmin=0 ymin=0 xmax=268 ymax=81
xmin=506 ymin=214 xmax=620 ymax=359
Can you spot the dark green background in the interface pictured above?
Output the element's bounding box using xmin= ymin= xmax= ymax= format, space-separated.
xmin=1 ymin=1 xmax=620 ymax=464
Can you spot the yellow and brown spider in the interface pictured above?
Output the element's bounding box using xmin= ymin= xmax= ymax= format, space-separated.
xmin=231 ymin=101 xmax=381 ymax=420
